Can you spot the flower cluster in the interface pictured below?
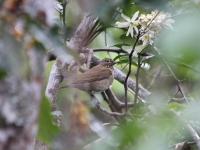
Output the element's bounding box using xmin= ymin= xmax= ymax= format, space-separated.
xmin=116 ymin=10 xmax=175 ymax=46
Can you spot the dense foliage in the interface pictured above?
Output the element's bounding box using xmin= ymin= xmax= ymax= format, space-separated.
xmin=0 ymin=0 xmax=200 ymax=150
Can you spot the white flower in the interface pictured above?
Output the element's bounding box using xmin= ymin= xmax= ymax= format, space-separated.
xmin=116 ymin=10 xmax=174 ymax=47
xmin=150 ymin=10 xmax=159 ymax=17
xmin=139 ymin=30 xmax=155 ymax=46
xmin=138 ymin=14 xmax=149 ymax=27
xmin=162 ymin=13 xmax=175 ymax=29
xmin=116 ymin=11 xmax=139 ymax=37
xmin=141 ymin=63 xmax=150 ymax=71
xmin=138 ymin=10 xmax=175 ymax=41
xmin=151 ymin=11 xmax=175 ymax=30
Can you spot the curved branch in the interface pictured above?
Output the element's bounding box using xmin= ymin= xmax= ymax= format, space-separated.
xmin=154 ymin=46 xmax=189 ymax=104
xmin=93 ymin=48 xmax=127 ymax=54
xmin=187 ymin=124 xmax=200 ymax=149
xmin=124 ymin=32 xmax=141 ymax=112
xmin=91 ymin=55 xmax=151 ymax=98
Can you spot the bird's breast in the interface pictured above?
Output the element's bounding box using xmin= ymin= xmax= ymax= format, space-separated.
xmin=91 ymin=72 xmax=114 ymax=93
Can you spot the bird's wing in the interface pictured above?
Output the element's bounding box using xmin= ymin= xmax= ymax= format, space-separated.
xmin=71 ymin=65 xmax=112 ymax=84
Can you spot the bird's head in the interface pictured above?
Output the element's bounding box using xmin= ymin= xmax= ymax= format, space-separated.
xmin=100 ymin=58 xmax=116 ymax=68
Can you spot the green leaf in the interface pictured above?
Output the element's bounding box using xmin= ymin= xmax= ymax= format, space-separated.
xmin=115 ymin=57 xmax=138 ymax=67
xmin=119 ymin=34 xmax=136 ymax=44
xmin=110 ymin=43 xmax=130 ymax=49
xmin=0 ymin=68 xmax=7 ymax=79
xmin=135 ymin=45 xmax=146 ymax=53
xmin=165 ymin=102 xmax=187 ymax=111
xmin=113 ymin=54 xmax=128 ymax=61
xmin=36 ymin=95 xmax=60 ymax=145
xmin=111 ymin=121 xmax=145 ymax=149
xmin=120 ymin=34 xmax=129 ymax=40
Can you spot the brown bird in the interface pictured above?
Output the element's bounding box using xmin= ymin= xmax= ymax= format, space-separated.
xmin=60 ymin=58 xmax=116 ymax=94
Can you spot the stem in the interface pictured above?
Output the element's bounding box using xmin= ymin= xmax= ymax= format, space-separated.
xmin=61 ymin=2 xmax=68 ymax=28
xmin=93 ymin=48 xmax=127 ymax=54
xmin=134 ymin=53 xmax=141 ymax=109
xmin=124 ymin=32 xmax=141 ymax=112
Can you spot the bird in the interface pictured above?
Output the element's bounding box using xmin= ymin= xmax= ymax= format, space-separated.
xmin=59 ymin=58 xmax=116 ymax=95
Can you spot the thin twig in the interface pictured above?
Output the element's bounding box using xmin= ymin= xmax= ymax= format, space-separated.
xmin=104 ymin=89 xmax=123 ymax=110
xmin=139 ymin=10 xmax=161 ymax=38
xmin=102 ymin=123 xmax=121 ymax=127
xmin=93 ymin=48 xmax=127 ymax=54
xmin=186 ymin=124 xmax=200 ymax=149
xmin=147 ymin=72 xmax=159 ymax=90
xmin=101 ymin=92 xmax=122 ymax=123
xmin=154 ymin=46 xmax=189 ymax=104
xmin=159 ymin=141 xmax=195 ymax=150
xmin=143 ymin=11 xmax=161 ymax=34
xmin=170 ymin=109 xmax=200 ymax=149
xmin=105 ymin=29 xmax=108 ymax=47
xmin=124 ymin=32 xmax=141 ymax=112
xmin=168 ymin=97 xmax=192 ymax=103
xmin=61 ymin=1 xmax=68 ymax=28
xmin=134 ymin=53 xmax=142 ymax=109
xmin=96 ymin=103 xmax=125 ymax=116
xmin=90 ymin=92 xmax=125 ymax=117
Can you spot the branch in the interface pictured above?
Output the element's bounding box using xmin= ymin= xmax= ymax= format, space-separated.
xmin=45 ymin=58 xmax=66 ymax=111
xmin=159 ymin=141 xmax=195 ymax=150
xmin=154 ymin=46 xmax=189 ymax=104
xmin=46 ymin=15 xmax=97 ymax=110
xmin=96 ymin=103 xmax=125 ymax=116
xmin=124 ymin=32 xmax=141 ymax=112
xmin=170 ymin=109 xmax=200 ymax=149
xmin=67 ymin=15 xmax=96 ymax=51
xmin=101 ymin=92 xmax=122 ymax=122
xmin=133 ymin=53 xmax=142 ymax=109
xmin=104 ymin=89 xmax=123 ymax=109
xmin=187 ymin=124 xmax=200 ymax=149
xmin=61 ymin=1 xmax=68 ymax=27
xmin=90 ymin=94 xmax=125 ymax=116
xmin=168 ymin=97 xmax=192 ymax=103
xmin=93 ymin=48 xmax=127 ymax=54
xmin=91 ymin=55 xmax=151 ymax=98
xmin=0 ymin=48 xmax=44 ymax=149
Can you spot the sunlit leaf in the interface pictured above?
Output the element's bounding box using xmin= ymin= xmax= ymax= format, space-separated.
xmin=110 ymin=43 xmax=130 ymax=48
xmin=165 ymin=102 xmax=187 ymax=111
xmin=113 ymin=54 xmax=128 ymax=61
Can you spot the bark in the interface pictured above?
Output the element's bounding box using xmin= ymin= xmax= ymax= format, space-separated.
xmin=0 ymin=49 xmax=44 ymax=150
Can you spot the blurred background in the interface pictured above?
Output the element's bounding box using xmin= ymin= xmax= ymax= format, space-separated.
xmin=1 ymin=0 xmax=200 ymax=149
